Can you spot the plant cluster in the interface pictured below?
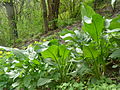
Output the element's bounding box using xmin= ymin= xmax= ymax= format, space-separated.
xmin=0 ymin=3 xmax=120 ymax=90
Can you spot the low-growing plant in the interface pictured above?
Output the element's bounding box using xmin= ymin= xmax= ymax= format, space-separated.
xmin=0 ymin=40 xmax=74 ymax=89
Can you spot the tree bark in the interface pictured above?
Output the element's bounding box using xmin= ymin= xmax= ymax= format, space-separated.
xmin=47 ymin=0 xmax=60 ymax=30
xmin=41 ymin=0 xmax=49 ymax=33
xmin=4 ymin=0 xmax=18 ymax=41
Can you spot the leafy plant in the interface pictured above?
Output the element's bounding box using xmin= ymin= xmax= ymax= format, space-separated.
xmin=60 ymin=3 xmax=120 ymax=79
xmin=41 ymin=44 xmax=71 ymax=82
xmin=0 ymin=45 xmax=55 ymax=89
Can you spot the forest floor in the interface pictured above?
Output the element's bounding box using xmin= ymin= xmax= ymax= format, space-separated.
xmin=15 ymin=2 xmax=120 ymax=49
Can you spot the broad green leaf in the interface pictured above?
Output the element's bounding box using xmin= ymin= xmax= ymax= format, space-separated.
xmin=108 ymin=15 xmax=120 ymax=30
xmin=41 ymin=45 xmax=59 ymax=60
xmin=23 ymin=75 xmax=32 ymax=87
xmin=37 ymin=78 xmax=51 ymax=86
xmin=59 ymin=45 xmax=70 ymax=60
xmin=83 ymin=44 xmax=100 ymax=58
xmin=110 ymin=49 xmax=120 ymax=58
xmin=82 ymin=14 xmax=104 ymax=41
xmin=12 ymin=50 xmax=28 ymax=60
xmin=81 ymin=3 xmax=96 ymax=19
xmin=41 ymin=45 xmax=70 ymax=61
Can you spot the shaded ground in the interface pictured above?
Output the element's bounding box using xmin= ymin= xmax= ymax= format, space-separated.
xmin=15 ymin=21 xmax=81 ymax=48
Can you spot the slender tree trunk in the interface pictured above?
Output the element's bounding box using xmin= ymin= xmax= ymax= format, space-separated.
xmin=47 ymin=0 xmax=60 ymax=30
xmin=4 ymin=0 xmax=18 ymax=42
xmin=41 ymin=0 xmax=49 ymax=33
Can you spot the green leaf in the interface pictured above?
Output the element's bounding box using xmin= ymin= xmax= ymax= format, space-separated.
xmin=59 ymin=45 xmax=70 ymax=60
xmin=12 ymin=50 xmax=28 ymax=60
xmin=108 ymin=15 xmax=120 ymax=30
xmin=12 ymin=81 xmax=20 ymax=88
xmin=106 ymin=29 xmax=120 ymax=33
xmin=110 ymin=49 xmax=120 ymax=58
xmin=37 ymin=78 xmax=51 ymax=86
xmin=81 ymin=3 xmax=96 ymax=19
xmin=110 ymin=37 xmax=120 ymax=47
xmin=82 ymin=14 xmax=104 ymax=41
xmin=60 ymin=29 xmax=75 ymax=36
xmin=63 ymin=36 xmax=74 ymax=41
xmin=15 ymin=63 xmax=23 ymax=68
xmin=77 ymin=64 xmax=91 ymax=76
xmin=32 ymin=60 xmax=40 ymax=65
xmin=41 ymin=45 xmax=70 ymax=61
xmin=23 ymin=75 xmax=32 ymax=87
xmin=48 ymin=39 xmax=59 ymax=46
xmin=60 ymin=29 xmax=75 ymax=41
xmin=6 ymin=71 xmax=20 ymax=79
xmin=83 ymin=43 xmax=100 ymax=58
xmin=112 ymin=65 xmax=118 ymax=68
xmin=41 ymin=45 xmax=59 ymax=60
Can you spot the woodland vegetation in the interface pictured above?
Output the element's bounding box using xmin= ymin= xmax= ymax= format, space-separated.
xmin=0 ymin=0 xmax=120 ymax=89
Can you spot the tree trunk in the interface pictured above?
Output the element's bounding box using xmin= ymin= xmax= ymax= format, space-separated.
xmin=4 ymin=0 xmax=18 ymax=42
xmin=47 ymin=0 xmax=60 ymax=30
xmin=41 ymin=0 xmax=49 ymax=33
